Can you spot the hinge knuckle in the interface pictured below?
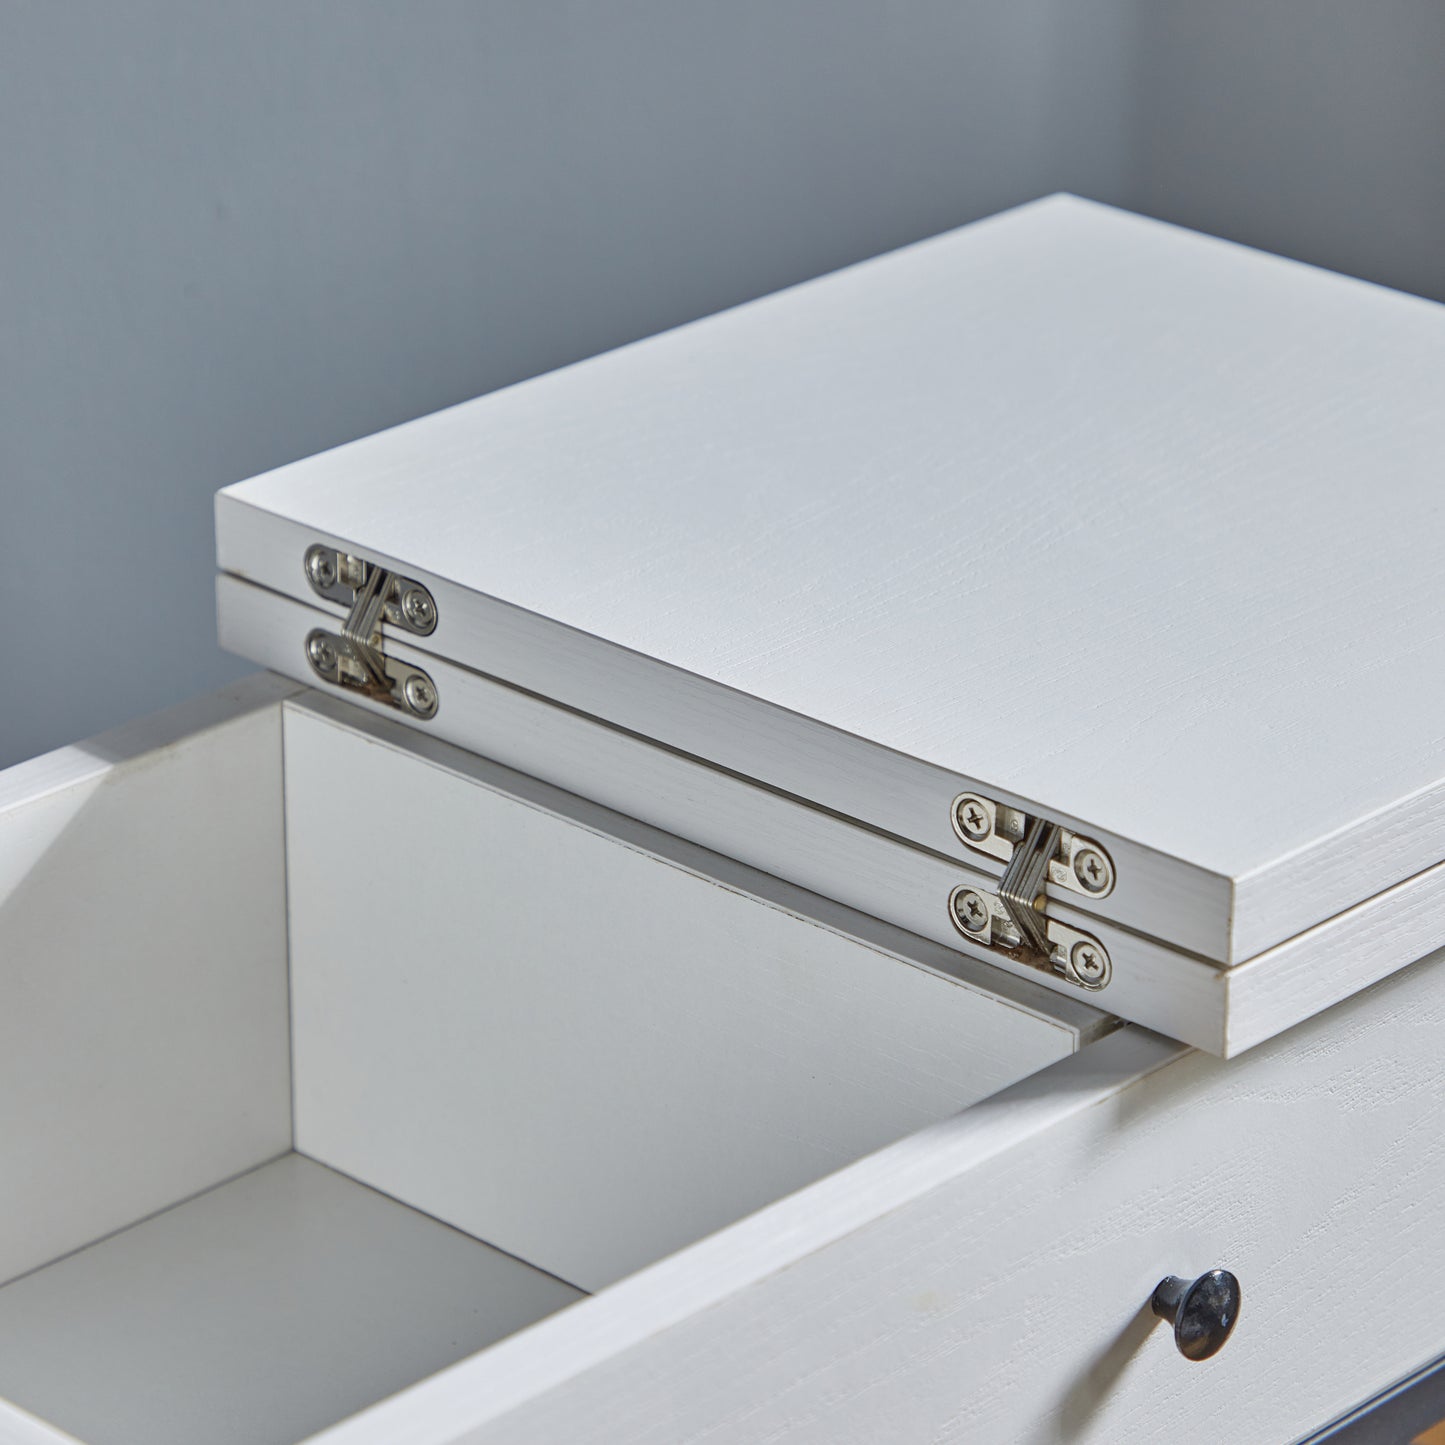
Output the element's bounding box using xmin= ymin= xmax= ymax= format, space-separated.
xmin=302 ymin=545 xmax=440 ymax=720
xmin=949 ymin=792 xmax=1115 ymax=991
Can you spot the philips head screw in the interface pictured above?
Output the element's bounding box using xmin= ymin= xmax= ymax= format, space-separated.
xmin=1072 ymin=846 xmax=1114 ymax=895
xmin=403 ymin=674 xmax=438 ymax=718
xmin=951 ymin=888 xmax=990 ymax=936
xmin=401 ymin=587 xmax=436 ymax=631
xmin=306 ymin=548 xmax=337 ymax=589
xmin=307 ymin=635 xmax=338 ymax=673
xmin=954 ymin=794 xmax=992 ymax=843
xmin=1069 ymin=939 xmax=1110 ymax=987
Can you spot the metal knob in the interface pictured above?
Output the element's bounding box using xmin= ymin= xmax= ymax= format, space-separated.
xmin=1151 ymin=1270 xmax=1241 ymax=1361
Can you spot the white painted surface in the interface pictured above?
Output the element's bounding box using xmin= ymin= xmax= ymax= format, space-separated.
xmin=306 ymin=948 xmax=1445 ymax=1445
xmin=0 ymin=1155 xmax=583 ymax=1445
xmin=216 ymin=543 xmax=1231 ymax=966
xmin=217 ymin=194 xmax=1445 ymax=964
xmin=0 ymin=672 xmax=1437 ymax=1444
xmin=224 ymin=584 xmax=1445 ymax=1055
xmin=284 ymin=700 xmax=1099 ymax=1291
xmin=224 ymin=585 xmax=1235 ymax=1048
xmin=0 ymin=676 xmax=297 ymax=1286
xmin=1224 ymin=850 xmax=1445 ymax=1054
xmin=286 ymin=689 xmax=1106 ymax=1037
xmin=0 ymin=1400 xmax=81 ymax=1445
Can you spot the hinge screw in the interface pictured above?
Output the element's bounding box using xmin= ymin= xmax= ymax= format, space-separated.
xmin=403 ymin=674 xmax=439 ymax=719
xmin=306 ymin=547 xmax=337 ymax=589
xmin=1073 ymin=847 xmax=1114 ymax=895
xmin=401 ymin=587 xmax=436 ymax=631
xmin=307 ymin=635 xmax=338 ymax=672
xmin=954 ymin=794 xmax=991 ymax=842
xmin=1069 ymin=940 xmax=1109 ymax=986
xmin=952 ymin=888 xmax=990 ymax=935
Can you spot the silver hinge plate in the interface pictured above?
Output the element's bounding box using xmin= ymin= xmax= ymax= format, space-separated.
xmin=952 ymin=792 xmax=1116 ymax=899
xmin=302 ymin=545 xmax=440 ymax=720
xmin=948 ymin=793 xmax=1116 ymax=990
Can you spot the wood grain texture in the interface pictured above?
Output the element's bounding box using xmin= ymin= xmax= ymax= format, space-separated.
xmin=304 ymin=948 xmax=1445 ymax=1445
xmin=217 ymin=194 xmax=1445 ymax=962
xmin=217 ymin=532 xmax=1231 ymax=964
xmin=0 ymin=676 xmax=298 ymax=1286
xmin=283 ymin=699 xmax=1099 ymax=1291
xmin=0 ymin=1155 xmax=582 ymax=1445
xmin=227 ymin=583 xmax=1445 ymax=1054
xmin=1225 ymin=851 xmax=1445 ymax=1053
xmin=223 ymin=582 xmax=1240 ymax=1048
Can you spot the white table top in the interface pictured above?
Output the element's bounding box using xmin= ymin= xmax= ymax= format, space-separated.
xmin=222 ymin=195 xmax=1445 ymax=913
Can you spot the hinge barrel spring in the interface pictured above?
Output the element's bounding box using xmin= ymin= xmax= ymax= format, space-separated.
xmin=997 ymin=816 xmax=1060 ymax=956
xmin=948 ymin=792 xmax=1115 ymax=991
xmin=302 ymin=545 xmax=440 ymax=721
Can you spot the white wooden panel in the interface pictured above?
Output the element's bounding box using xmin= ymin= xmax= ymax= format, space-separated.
xmin=232 ymin=592 xmax=1445 ymax=1058
xmin=0 ymin=1400 xmax=80 ymax=1445
xmin=218 ymin=194 xmax=1445 ymax=962
xmin=222 ymin=581 xmax=1233 ymax=1049
xmin=284 ymin=699 xmax=1103 ymax=1292
xmin=0 ymin=1155 xmax=582 ymax=1445
xmin=0 ymin=677 xmax=297 ymax=1285
xmin=304 ymin=947 xmax=1445 ymax=1445
xmin=216 ymin=547 xmax=1231 ymax=965
xmin=1224 ymin=850 xmax=1445 ymax=1054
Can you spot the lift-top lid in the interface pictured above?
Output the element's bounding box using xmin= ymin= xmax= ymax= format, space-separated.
xmin=216 ymin=195 xmax=1445 ymax=977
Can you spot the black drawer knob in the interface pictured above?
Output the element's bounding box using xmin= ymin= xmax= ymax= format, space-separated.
xmin=1151 ymin=1270 xmax=1241 ymax=1360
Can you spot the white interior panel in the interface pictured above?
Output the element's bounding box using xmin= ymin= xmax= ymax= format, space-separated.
xmin=0 ymin=1155 xmax=582 ymax=1445
xmin=284 ymin=700 xmax=1099 ymax=1291
xmin=0 ymin=678 xmax=296 ymax=1286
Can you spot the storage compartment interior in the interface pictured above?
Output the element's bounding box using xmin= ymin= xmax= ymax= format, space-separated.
xmin=0 ymin=1156 xmax=582 ymax=1445
xmin=0 ymin=686 xmax=1104 ymax=1445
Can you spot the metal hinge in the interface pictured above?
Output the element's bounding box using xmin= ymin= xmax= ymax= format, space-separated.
xmin=302 ymin=545 xmax=441 ymax=720
xmin=947 ymin=792 xmax=1116 ymax=990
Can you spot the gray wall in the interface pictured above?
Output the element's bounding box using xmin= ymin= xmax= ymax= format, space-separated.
xmin=1128 ymin=0 xmax=1445 ymax=304
xmin=0 ymin=1 xmax=1134 ymax=769
xmin=1 ymin=2 xmax=1441 ymax=767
